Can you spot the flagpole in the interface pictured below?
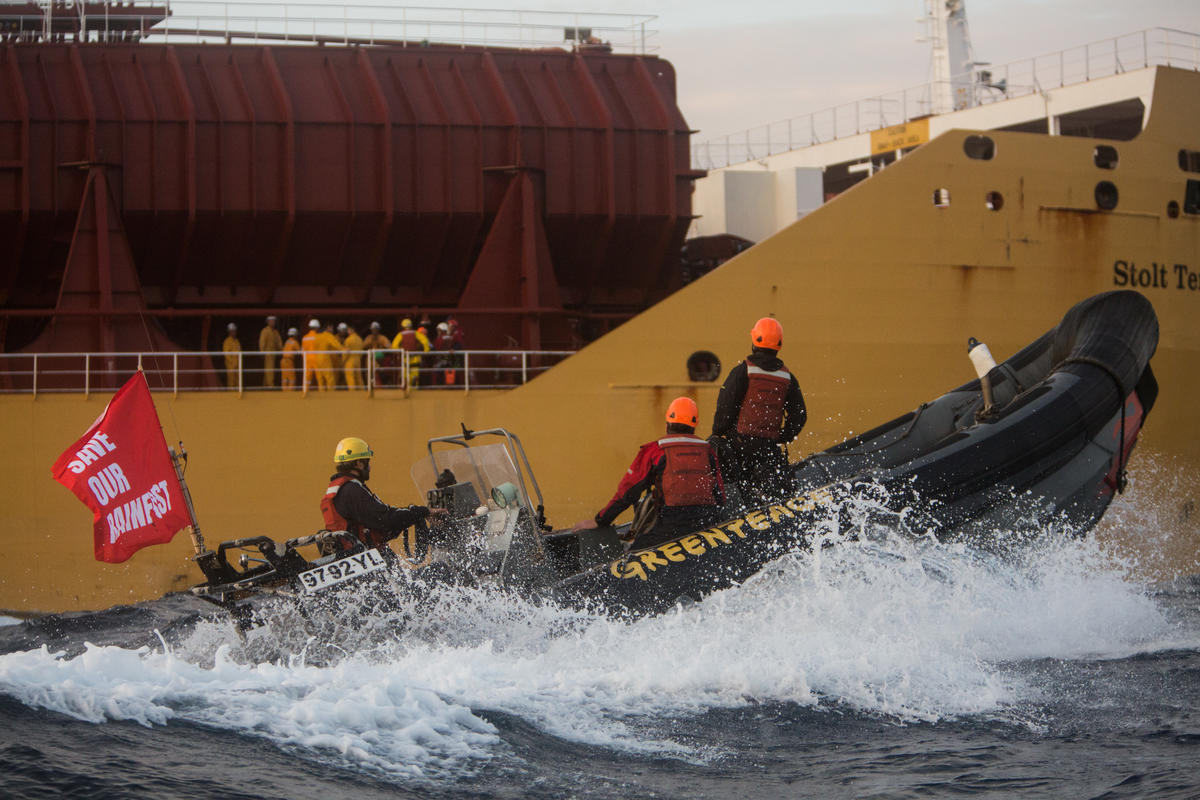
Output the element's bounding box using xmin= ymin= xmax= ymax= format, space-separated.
xmin=169 ymin=443 xmax=207 ymax=557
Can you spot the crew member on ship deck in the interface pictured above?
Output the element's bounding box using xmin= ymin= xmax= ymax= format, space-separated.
xmin=711 ymin=317 xmax=806 ymax=506
xmin=321 ymin=436 xmax=447 ymax=555
xmin=574 ymin=397 xmax=725 ymax=548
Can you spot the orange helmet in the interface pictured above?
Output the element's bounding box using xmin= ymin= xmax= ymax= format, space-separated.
xmin=665 ymin=397 xmax=698 ymax=428
xmin=751 ymin=317 xmax=783 ymax=350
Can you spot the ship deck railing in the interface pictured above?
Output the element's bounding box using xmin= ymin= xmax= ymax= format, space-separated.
xmin=692 ymin=26 xmax=1200 ymax=170
xmin=0 ymin=1 xmax=658 ymax=55
xmin=0 ymin=348 xmax=578 ymax=396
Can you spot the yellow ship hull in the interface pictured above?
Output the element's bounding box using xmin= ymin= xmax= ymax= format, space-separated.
xmin=4 ymin=66 xmax=1197 ymax=614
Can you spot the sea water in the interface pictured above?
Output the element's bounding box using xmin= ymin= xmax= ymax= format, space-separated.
xmin=1 ymin=475 xmax=1198 ymax=799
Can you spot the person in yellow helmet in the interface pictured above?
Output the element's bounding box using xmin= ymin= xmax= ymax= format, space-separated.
xmin=711 ymin=317 xmax=807 ymax=506
xmin=222 ymin=323 xmax=241 ymax=389
xmin=391 ymin=318 xmax=430 ymax=389
xmin=280 ymin=327 xmax=301 ymax=390
xmin=321 ymin=437 xmax=447 ymax=554
xmin=574 ymin=397 xmax=725 ymax=548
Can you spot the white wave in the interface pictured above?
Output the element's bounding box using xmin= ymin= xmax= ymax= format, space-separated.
xmin=0 ymin=616 xmax=22 ymax=627
xmin=0 ymin=512 xmax=1190 ymax=771
xmin=0 ymin=640 xmax=498 ymax=781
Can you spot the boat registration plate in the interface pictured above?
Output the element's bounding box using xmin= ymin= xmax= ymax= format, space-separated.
xmin=297 ymin=549 xmax=388 ymax=594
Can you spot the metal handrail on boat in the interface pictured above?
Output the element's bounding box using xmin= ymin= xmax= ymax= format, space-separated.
xmin=692 ymin=27 xmax=1200 ymax=170
xmin=0 ymin=347 xmax=576 ymax=396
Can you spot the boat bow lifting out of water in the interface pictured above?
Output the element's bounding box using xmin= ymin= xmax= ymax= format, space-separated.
xmin=190 ymin=290 xmax=1159 ymax=623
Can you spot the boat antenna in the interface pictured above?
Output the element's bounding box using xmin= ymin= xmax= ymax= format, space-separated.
xmin=169 ymin=441 xmax=208 ymax=557
xmin=460 ymin=422 xmax=476 ymax=441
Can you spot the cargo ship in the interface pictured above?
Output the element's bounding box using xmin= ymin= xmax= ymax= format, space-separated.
xmin=1 ymin=4 xmax=1197 ymax=613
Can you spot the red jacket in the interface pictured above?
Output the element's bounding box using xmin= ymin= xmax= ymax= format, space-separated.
xmin=595 ymin=433 xmax=725 ymax=527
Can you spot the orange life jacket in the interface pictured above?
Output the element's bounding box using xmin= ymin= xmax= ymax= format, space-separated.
xmin=735 ymin=364 xmax=791 ymax=440
xmin=321 ymin=475 xmax=386 ymax=550
xmin=657 ymin=435 xmax=719 ymax=507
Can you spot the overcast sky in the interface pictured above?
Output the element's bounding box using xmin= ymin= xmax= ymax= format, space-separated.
xmin=550 ymin=0 xmax=1199 ymax=141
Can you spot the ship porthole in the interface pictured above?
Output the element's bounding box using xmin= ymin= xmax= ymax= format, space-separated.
xmin=1093 ymin=145 xmax=1119 ymax=170
xmin=933 ymin=188 xmax=951 ymax=208
xmin=687 ymin=351 xmax=721 ymax=382
xmin=1167 ymin=200 xmax=1180 ymax=219
xmin=986 ymin=191 xmax=1004 ymax=211
xmin=1095 ymin=181 xmax=1119 ymax=211
xmin=963 ymin=136 xmax=995 ymax=160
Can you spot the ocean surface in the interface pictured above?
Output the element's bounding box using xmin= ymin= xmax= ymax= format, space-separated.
xmin=1 ymin=480 xmax=1198 ymax=800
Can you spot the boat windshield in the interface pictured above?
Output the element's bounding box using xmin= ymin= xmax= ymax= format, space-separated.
xmin=410 ymin=442 xmax=527 ymax=515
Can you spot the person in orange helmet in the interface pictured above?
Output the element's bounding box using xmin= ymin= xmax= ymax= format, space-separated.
xmin=711 ymin=316 xmax=807 ymax=506
xmin=574 ymin=397 xmax=725 ymax=548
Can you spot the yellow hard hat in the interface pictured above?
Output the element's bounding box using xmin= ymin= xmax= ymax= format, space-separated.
xmin=401 ymin=318 xmax=413 ymax=329
xmin=334 ymin=437 xmax=373 ymax=464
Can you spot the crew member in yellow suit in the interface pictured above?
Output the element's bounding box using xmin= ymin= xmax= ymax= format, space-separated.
xmin=391 ymin=318 xmax=431 ymax=388
xmin=258 ymin=315 xmax=283 ymax=388
xmin=280 ymin=327 xmax=301 ymax=390
xmin=341 ymin=323 xmax=365 ymax=389
xmin=315 ymin=323 xmax=343 ymax=391
xmin=301 ymin=319 xmax=320 ymax=390
xmin=222 ymin=322 xmax=241 ymax=389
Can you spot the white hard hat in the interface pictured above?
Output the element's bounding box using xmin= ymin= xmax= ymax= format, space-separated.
xmin=337 ymin=322 xmax=348 ymax=332
xmin=226 ymin=323 xmax=237 ymax=332
xmin=287 ymin=327 xmax=298 ymax=337
xmin=266 ymin=315 xmax=277 ymax=323
xmin=309 ymin=318 xmax=320 ymax=329
xmin=437 ymin=322 xmax=450 ymax=332
xmin=370 ymin=321 xmax=381 ymax=331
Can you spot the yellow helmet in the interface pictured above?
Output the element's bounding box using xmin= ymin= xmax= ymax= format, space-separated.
xmin=333 ymin=437 xmax=373 ymax=464
xmin=401 ymin=318 xmax=413 ymax=330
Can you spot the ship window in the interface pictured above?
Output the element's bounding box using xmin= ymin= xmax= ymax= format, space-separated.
xmin=1179 ymin=150 xmax=1200 ymax=173
xmin=1093 ymin=145 xmax=1119 ymax=169
xmin=1167 ymin=200 xmax=1180 ymax=218
xmin=687 ymin=351 xmax=721 ymax=382
xmin=963 ymin=136 xmax=995 ymax=160
xmin=1094 ymin=181 xmax=1119 ymax=211
xmin=1185 ymin=180 xmax=1200 ymax=215
xmin=933 ymin=188 xmax=951 ymax=207
xmin=986 ymin=191 xmax=1004 ymax=211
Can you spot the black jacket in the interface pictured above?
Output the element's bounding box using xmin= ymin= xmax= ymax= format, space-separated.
xmin=330 ymin=474 xmax=429 ymax=535
xmin=712 ymin=348 xmax=807 ymax=443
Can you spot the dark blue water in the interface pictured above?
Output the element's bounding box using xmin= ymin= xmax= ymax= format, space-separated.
xmin=2 ymin=528 xmax=1198 ymax=800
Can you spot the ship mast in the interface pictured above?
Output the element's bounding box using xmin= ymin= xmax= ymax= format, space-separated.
xmin=924 ymin=0 xmax=978 ymax=113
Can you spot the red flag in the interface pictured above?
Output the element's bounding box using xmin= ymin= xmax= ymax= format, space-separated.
xmin=51 ymin=372 xmax=193 ymax=563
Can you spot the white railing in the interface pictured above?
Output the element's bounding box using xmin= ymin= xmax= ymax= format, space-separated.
xmin=3 ymin=1 xmax=658 ymax=54
xmin=692 ymin=27 xmax=1200 ymax=170
xmin=0 ymin=348 xmax=575 ymax=396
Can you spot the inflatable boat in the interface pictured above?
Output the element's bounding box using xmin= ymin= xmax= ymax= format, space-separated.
xmin=191 ymin=290 xmax=1159 ymax=623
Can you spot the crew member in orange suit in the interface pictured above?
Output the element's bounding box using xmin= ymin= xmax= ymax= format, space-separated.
xmin=280 ymin=327 xmax=301 ymax=390
xmin=301 ymin=319 xmax=321 ymax=390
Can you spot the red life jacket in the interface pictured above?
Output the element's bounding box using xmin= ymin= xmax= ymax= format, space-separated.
xmin=398 ymin=330 xmax=420 ymax=352
xmin=657 ymin=435 xmax=719 ymax=508
xmin=735 ymin=364 xmax=791 ymax=440
xmin=321 ymin=475 xmax=385 ymax=550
